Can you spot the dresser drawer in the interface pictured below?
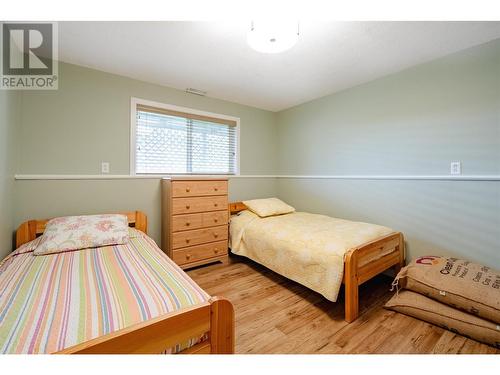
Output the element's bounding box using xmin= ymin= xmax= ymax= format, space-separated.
xmin=202 ymin=210 xmax=228 ymax=227
xmin=172 ymin=241 xmax=228 ymax=265
xmin=172 ymin=225 xmax=228 ymax=249
xmin=172 ymin=196 xmax=227 ymax=215
xmin=171 ymin=210 xmax=229 ymax=232
xmin=171 ymin=213 xmax=204 ymax=232
xmin=172 ymin=180 xmax=228 ymax=197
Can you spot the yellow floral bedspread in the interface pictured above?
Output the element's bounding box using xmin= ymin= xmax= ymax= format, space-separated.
xmin=230 ymin=211 xmax=394 ymax=302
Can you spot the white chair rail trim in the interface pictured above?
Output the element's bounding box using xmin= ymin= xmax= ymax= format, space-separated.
xmin=14 ymin=174 xmax=500 ymax=181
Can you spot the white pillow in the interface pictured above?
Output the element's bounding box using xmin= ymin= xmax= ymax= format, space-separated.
xmin=34 ymin=214 xmax=130 ymax=255
xmin=242 ymin=198 xmax=295 ymax=218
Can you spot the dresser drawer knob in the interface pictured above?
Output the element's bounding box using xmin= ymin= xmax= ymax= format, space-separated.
xmin=186 ymin=187 xmax=190 ymax=193
xmin=186 ymin=239 xmax=190 ymax=244
xmin=186 ymin=254 xmax=191 ymax=260
xmin=214 ymin=203 xmax=218 ymax=207
xmin=214 ymin=248 xmax=219 ymax=254
xmin=186 ymin=205 xmax=190 ymax=209
xmin=214 ymin=218 xmax=218 ymax=223
xmin=185 ymin=222 xmax=190 ymax=226
xmin=214 ymin=233 xmax=218 ymax=238
xmin=214 ymin=187 xmax=218 ymax=191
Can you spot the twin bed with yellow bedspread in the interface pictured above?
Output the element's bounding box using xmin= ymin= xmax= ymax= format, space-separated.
xmin=230 ymin=210 xmax=395 ymax=302
xmin=229 ymin=200 xmax=405 ymax=322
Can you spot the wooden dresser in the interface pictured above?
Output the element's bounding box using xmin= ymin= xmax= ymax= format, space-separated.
xmin=161 ymin=177 xmax=229 ymax=269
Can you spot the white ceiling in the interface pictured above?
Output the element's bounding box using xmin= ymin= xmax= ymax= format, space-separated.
xmin=59 ymin=21 xmax=500 ymax=112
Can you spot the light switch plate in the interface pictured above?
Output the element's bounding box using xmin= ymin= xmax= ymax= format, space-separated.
xmin=101 ymin=162 xmax=110 ymax=174
xmin=450 ymin=161 xmax=461 ymax=175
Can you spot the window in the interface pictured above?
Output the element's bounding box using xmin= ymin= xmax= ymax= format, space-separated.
xmin=131 ymin=99 xmax=239 ymax=175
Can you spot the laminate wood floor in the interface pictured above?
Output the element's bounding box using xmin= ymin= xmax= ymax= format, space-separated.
xmin=188 ymin=256 xmax=499 ymax=354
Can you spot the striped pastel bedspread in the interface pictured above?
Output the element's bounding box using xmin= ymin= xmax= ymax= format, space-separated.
xmin=0 ymin=229 xmax=210 ymax=354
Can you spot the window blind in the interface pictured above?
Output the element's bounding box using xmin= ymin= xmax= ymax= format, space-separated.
xmin=135 ymin=104 xmax=237 ymax=175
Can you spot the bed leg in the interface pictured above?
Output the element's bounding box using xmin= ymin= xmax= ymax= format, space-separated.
xmin=209 ymin=297 xmax=235 ymax=354
xmin=345 ymin=280 xmax=359 ymax=323
xmin=344 ymin=250 xmax=359 ymax=323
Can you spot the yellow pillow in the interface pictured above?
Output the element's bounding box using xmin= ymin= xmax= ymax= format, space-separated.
xmin=242 ymin=198 xmax=295 ymax=218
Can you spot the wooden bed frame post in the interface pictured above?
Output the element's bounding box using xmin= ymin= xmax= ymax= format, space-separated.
xmin=344 ymin=250 xmax=359 ymax=323
xmin=15 ymin=220 xmax=37 ymax=249
xmin=394 ymin=234 xmax=405 ymax=274
xmin=209 ymin=297 xmax=235 ymax=354
xmin=135 ymin=211 xmax=148 ymax=235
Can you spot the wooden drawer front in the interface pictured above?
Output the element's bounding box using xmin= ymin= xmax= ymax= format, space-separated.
xmin=172 ymin=196 xmax=227 ymax=215
xmin=173 ymin=241 xmax=228 ymax=265
xmin=172 ymin=211 xmax=229 ymax=232
xmin=172 ymin=225 xmax=228 ymax=249
xmin=171 ymin=213 xmax=204 ymax=232
xmin=172 ymin=180 xmax=228 ymax=197
xmin=202 ymin=211 xmax=228 ymax=227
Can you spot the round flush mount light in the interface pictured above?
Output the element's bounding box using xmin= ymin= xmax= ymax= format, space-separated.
xmin=247 ymin=20 xmax=299 ymax=54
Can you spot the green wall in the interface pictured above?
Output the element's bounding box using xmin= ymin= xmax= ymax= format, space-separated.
xmin=0 ymin=90 xmax=20 ymax=258
xmin=276 ymin=39 xmax=500 ymax=267
xmin=15 ymin=62 xmax=278 ymax=245
xmin=19 ymin=63 xmax=278 ymax=175
xmin=14 ymin=177 xmax=277 ymax=247
xmin=10 ymin=39 xmax=500 ymax=269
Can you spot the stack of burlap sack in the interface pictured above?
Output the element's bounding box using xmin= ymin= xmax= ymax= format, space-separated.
xmin=385 ymin=256 xmax=500 ymax=348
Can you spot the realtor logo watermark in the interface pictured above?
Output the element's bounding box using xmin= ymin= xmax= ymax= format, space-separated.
xmin=1 ymin=22 xmax=58 ymax=90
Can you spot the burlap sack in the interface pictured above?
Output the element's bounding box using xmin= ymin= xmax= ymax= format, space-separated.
xmin=393 ymin=256 xmax=500 ymax=323
xmin=385 ymin=290 xmax=500 ymax=348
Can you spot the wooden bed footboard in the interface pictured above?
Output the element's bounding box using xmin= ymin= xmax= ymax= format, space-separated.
xmin=343 ymin=232 xmax=405 ymax=323
xmin=229 ymin=201 xmax=405 ymax=323
xmin=57 ymin=297 xmax=234 ymax=354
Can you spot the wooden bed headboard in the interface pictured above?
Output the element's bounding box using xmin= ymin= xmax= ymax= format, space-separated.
xmin=15 ymin=211 xmax=148 ymax=249
xmin=228 ymin=202 xmax=248 ymax=215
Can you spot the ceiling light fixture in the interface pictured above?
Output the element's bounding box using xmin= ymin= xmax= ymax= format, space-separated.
xmin=247 ymin=20 xmax=300 ymax=54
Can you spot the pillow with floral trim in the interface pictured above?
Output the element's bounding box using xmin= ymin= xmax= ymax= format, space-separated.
xmin=34 ymin=214 xmax=130 ymax=255
xmin=22 ymin=227 xmax=138 ymax=253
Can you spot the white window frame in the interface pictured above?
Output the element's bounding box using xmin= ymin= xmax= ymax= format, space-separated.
xmin=130 ymin=97 xmax=240 ymax=176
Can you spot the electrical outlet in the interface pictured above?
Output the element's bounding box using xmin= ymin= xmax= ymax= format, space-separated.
xmin=450 ymin=161 xmax=461 ymax=175
xmin=101 ymin=162 xmax=110 ymax=174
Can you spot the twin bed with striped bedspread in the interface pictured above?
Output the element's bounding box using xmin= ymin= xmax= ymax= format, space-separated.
xmin=0 ymin=229 xmax=209 ymax=354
